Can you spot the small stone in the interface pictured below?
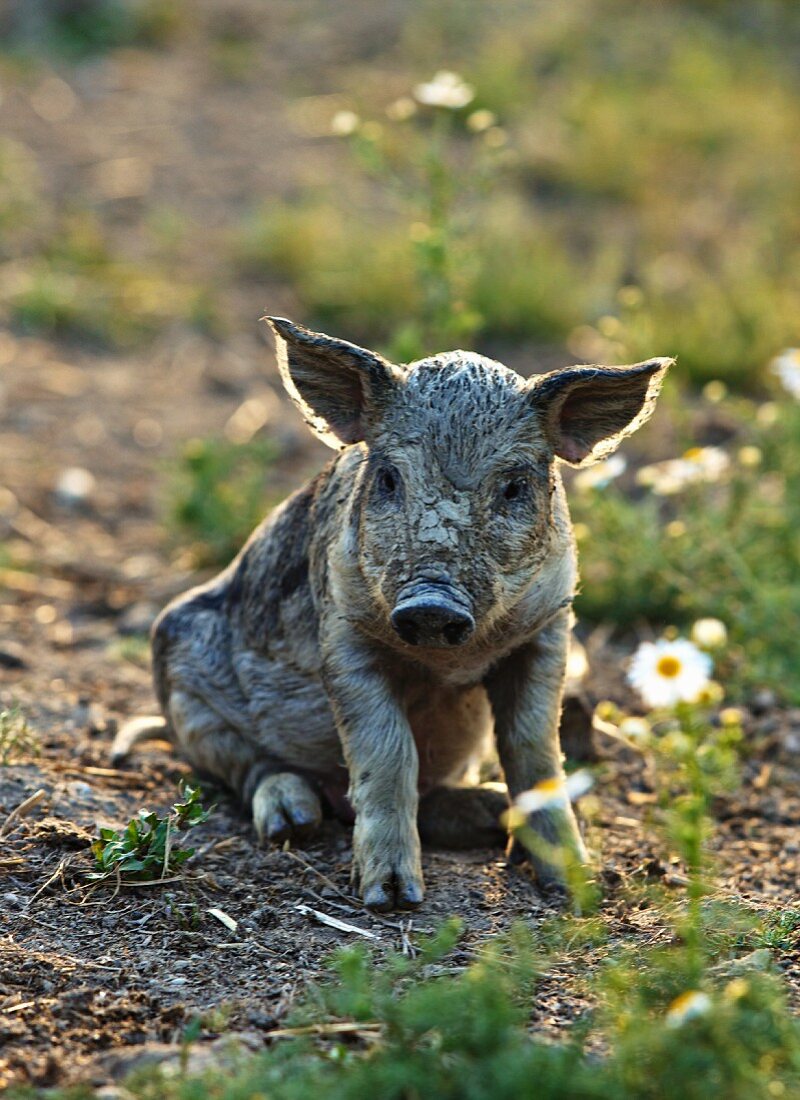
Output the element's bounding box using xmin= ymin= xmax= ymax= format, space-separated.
xmin=55 ymin=466 xmax=96 ymax=507
xmin=87 ymin=702 xmax=107 ymax=733
xmin=67 ymin=780 xmax=94 ymax=800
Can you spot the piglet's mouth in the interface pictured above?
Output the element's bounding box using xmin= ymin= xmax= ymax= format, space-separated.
xmin=390 ymin=580 xmax=475 ymax=648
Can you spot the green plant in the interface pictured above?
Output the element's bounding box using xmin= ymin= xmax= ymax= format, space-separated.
xmin=0 ymin=704 xmax=39 ymax=764
xmin=37 ymin=921 xmax=798 ymax=1100
xmin=107 ymin=635 xmax=150 ymax=668
xmin=749 ymin=910 xmax=800 ymax=954
xmin=168 ymin=435 xmax=280 ymax=566
xmin=89 ymin=781 xmax=212 ymax=881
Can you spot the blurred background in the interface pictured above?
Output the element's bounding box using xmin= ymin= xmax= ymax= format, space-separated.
xmin=1 ymin=0 xmax=799 ymax=704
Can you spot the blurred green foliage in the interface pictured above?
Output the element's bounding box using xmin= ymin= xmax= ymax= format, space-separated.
xmin=2 ymin=210 xmax=213 ymax=346
xmin=1 ymin=0 xmax=185 ymax=57
xmin=236 ymin=0 xmax=800 ymax=387
xmin=168 ymin=436 xmax=280 ymax=567
xmin=2 ymin=0 xmax=798 ymax=384
xmin=27 ymin=920 xmax=800 ymax=1100
xmin=572 ymin=399 xmax=800 ymax=701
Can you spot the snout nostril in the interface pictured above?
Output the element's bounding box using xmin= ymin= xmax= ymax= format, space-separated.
xmin=392 ymin=612 xmax=420 ymax=646
xmin=443 ymin=620 xmax=471 ymax=646
xmin=391 ymin=599 xmax=474 ymax=648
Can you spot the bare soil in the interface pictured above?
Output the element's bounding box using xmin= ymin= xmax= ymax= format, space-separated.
xmin=1 ymin=3 xmax=799 ymax=1090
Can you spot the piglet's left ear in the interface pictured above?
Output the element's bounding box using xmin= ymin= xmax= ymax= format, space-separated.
xmin=527 ymin=357 xmax=673 ymax=466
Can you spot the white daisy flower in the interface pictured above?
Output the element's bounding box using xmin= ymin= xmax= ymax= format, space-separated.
xmin=413 ymin=71 xmax=475 ymax=110
xmin=627 ymin=638 xmax=713 ymax=708
xmin=573 ymin=454 xmax=627 ymax=492
xmin=636 ymin=447 xmax=729 ymax=495
xmin=514 ymin=770 xmax=593 ymax=815
xmin=691 ymin=618 xmax=727 ymax=649
xmin=771 ymin=348 xmax=800 ymax=399
xmin=665 ymin=990 xmax=712 ymax=1028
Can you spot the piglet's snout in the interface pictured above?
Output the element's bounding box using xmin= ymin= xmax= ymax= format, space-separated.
xmin=390 ymin=581 xmax=475 ymax=648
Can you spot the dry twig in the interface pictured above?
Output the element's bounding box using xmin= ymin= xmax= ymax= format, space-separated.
xmin=1 ymin=789 xmax=47 ymax=838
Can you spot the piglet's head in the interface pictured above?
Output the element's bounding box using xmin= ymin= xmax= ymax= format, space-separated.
xmin=268 ymin=317 xmax=671 ymax=650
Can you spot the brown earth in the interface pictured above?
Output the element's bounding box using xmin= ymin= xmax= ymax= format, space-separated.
xmin=1 ymin=3 xmax=799 ymax=1090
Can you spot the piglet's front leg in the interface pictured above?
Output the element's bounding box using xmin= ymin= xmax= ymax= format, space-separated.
xmin=486 ymin=611 xmax=588 ymax=891
xmin=322 ymin=617 xmax=423 ymax=911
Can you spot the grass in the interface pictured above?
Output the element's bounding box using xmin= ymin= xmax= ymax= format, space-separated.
xmin=107 ymin=634 xmax=151 ymax=668
xmin=2 ymin=0 xmax=186 ymax=58
xmin=0 ymin=209 xmax=215 ymax=348
xmin=230 ymin=0 xmax=800 ymax=388
xmin=2 ymin=2 xmax=798 ymax=378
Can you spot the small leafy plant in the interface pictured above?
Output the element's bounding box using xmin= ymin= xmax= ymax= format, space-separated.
xmin=89 ymin=781 xmax=213 ymax=881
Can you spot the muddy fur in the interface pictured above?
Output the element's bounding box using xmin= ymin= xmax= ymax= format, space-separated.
xmin=115 ymin=318 xmax=671 ymax=910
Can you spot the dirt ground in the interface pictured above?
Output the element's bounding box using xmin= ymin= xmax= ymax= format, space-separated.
xmin=1 ymin=4 xmax=799 ymax=1091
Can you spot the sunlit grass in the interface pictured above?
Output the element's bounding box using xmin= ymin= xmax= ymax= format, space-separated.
xmin=232 ymin=0 xmax=800 ymax=387
xmin=0 ymin=209 xmax=215 ymax=347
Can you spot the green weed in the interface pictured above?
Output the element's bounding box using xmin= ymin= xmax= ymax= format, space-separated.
xmin=2 ymin=210 xmax=210 ymax=347
xmin=749 ymin=910 xmax=800 ymax=954
xmin=107 ymin=635 xmax=150 ymax=668
xmin=34 ymin=923 xmax=799 ymax=1100
xmin=89 ymin=780 xmax=212 ymax=882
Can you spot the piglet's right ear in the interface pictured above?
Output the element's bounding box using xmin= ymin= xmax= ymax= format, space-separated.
xmin=265 ymin=317 xmax=402 ymax=450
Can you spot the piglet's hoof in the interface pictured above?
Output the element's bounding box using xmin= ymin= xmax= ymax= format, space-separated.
xmin=362 ymin=873 xmax=424 ymax=912
xmin=252 ymin=772 xmax=322 ymax=844
xmin=353 ymin=852 xmax=425 ymax=911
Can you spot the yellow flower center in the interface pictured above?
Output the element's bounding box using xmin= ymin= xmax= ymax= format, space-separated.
xmin=656 ymin=655 xmax=682 ymax=679
xmin=535 ymin=777 xmax=563 ymax=794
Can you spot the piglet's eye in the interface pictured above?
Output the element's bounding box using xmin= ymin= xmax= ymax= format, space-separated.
xmin=377 ymin=466 xmax=400 ymax=495
xmin=502 ymin=478 xmax=525 ymax=502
